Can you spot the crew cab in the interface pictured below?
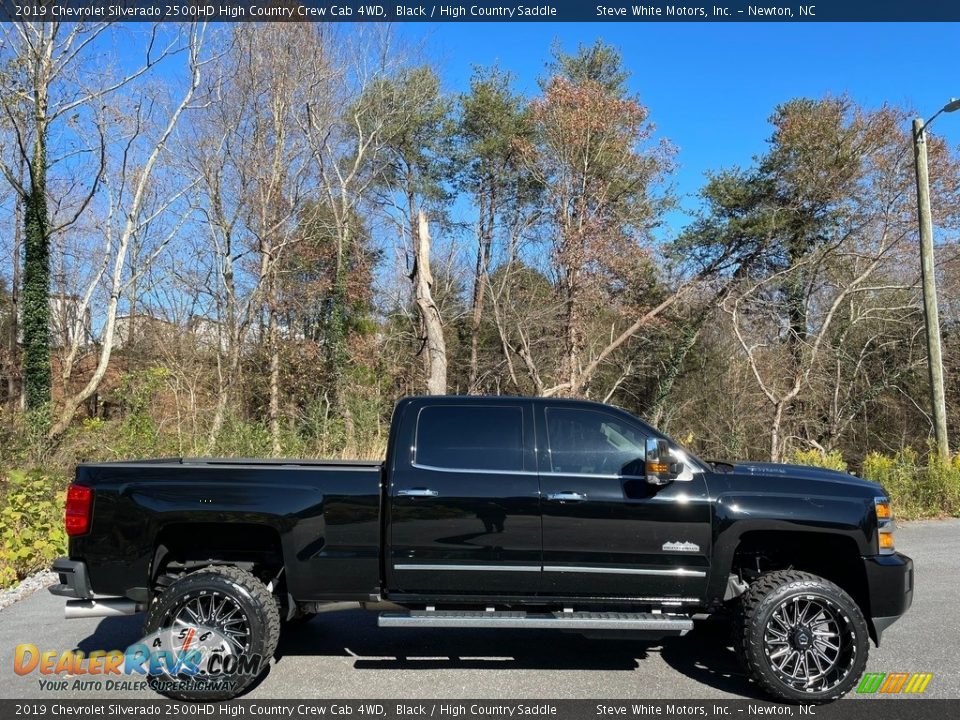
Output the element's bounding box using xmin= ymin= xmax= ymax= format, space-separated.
xmin=51 ymin=396 xmax=913 ymax=702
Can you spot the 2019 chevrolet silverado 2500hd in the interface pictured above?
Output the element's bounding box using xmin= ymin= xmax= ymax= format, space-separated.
xmin=50 ymin=395 xmax=913 ymax=702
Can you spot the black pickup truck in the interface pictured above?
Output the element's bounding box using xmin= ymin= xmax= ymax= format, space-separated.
xmin=52 ymin=396 xmax=913 ymax=703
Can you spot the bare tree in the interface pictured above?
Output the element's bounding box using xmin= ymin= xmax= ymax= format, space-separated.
xmin=727 ymin=236 xmax=907 ymax=460
xmin=367 ymin=63 xmax=454 ymax=396
xmin=299 ymin=25 xmax=401 ymax=409
xmin=717 ymin=100 xmax=945 ymax=460
xmin=0 ymin=22 xmax=183 ymax=413
xmin=46 ymin=25 xmax=210 ymax=441
xmin=191 ymin=24 xmax=321 ymax=454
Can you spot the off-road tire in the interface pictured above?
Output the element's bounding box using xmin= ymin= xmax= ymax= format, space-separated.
xmin=734 ymin=570 xmax=869 ymax=703
xmin=143 ymin=565 xmax=280 ymax=701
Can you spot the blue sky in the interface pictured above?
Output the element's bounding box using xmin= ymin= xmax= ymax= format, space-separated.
xmin=397 ymin=21 xmax=960 ymax=236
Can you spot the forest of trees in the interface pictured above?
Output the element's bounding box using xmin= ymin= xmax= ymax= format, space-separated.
xmin=2 ymin=21 xmax=960 ymax=478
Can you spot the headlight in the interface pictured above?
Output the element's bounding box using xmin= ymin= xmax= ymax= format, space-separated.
xmin=875 ymin=496 xmax=895 ymax=554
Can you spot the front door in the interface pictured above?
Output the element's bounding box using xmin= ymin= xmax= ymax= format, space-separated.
xmin=537 ymin=404 xmax=712 ymax=600
xmin=387 ymin=401 xmax=542 ymax=596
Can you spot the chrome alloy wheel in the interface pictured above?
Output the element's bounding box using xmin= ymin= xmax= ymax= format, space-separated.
xmin=162 ymin=591 xmax=252 ymax=654
xmin=762 ymin=594 xmax=856 ymax=693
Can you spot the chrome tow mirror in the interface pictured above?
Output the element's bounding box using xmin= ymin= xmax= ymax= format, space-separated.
xmin=645 ymin=438 xmax=680 ymax=486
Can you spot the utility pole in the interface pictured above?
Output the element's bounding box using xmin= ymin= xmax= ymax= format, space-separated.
xmin=913 ymin=115 xmax=950 ymax=460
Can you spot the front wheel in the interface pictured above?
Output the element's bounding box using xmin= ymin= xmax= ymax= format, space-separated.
xmin=734 ymin=570 xmax=869 ymax=703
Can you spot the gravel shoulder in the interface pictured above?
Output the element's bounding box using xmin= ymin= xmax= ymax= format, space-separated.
xmin=0 ymin=569 xmax=56 ymax=612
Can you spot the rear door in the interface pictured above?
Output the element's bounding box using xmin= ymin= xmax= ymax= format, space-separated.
xmin=386 ymin=401 xmax=542 ymax=596
xmin=537 ymin=403 xmax=712 ymax=600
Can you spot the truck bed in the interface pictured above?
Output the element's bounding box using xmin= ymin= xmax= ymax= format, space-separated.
xmin=71 ymin=457 xmax=384 ymax=602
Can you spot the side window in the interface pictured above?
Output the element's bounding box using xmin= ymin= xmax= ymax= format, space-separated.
xmin=545 ymin=408 xmax=646 ymax=475
xmin=415 ymin=405 xmax=524 ymax=472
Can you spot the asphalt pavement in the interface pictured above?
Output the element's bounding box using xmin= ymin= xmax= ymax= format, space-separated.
xmin=1 ymin=518 xmax=957 ymax=700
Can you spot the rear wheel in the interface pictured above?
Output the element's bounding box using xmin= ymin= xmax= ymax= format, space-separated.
xmin=143 ymin=565 xmax=280 ymax=700
xmin=734 ymin=570 xmax=868 ymax=703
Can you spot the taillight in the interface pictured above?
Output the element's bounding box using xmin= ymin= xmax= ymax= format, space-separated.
xmin=65 ymin=485 xmax=93 ymax=536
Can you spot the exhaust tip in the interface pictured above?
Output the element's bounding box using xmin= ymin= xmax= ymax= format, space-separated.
xmin=65 ymin=599 xmax=144 ymax=620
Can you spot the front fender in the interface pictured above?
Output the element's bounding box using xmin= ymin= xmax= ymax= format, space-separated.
xmin=707 ymin=491 xmax=875 ymax=601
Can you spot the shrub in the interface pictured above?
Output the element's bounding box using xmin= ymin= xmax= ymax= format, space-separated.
xmin=114 ymin=368 xmax=179 ymax=458
xmin=861 ymin=449 xmax=960 ymax=519
xmin=788 ymin=448 xmax=848 ymax=473
xmin=0 ymin=469 xmax=67 ymax=588
xmin=208 ymin=415 xmax=275 ymax=458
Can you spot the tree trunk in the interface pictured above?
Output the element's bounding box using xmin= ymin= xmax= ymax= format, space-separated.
xmin=22 ymin=116 xmax=51 ymax=414
xmin=343 ymin=405 xmax=355 ymax=457
xmin=325 ymin=207 xmax=351 ymax=409
xmin=770 ymin=402 xmax=785 ymax=462
xmin=561 ymin=274 xmax=582 ymax=397
xmin=206 ymin=245 xmax=239 ymax=451
xmin=206 ymin=368 xmax=232 ymax=452
xmin=268 ymin=292 xmax=281 ymax=457
xmin=412 ymin=210 xmax=447 ymax=395
xmin=207 ymin=317 xmax=236 ymax=450
xmin=468 ymin=187 xmax=494 ymax=393
xmin=127 ymin=238 xmax=140 ymax=349
xmin=7 ymin=157 xmax=24 ymax=411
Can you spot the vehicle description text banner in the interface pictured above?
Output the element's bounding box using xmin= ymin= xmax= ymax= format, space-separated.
xmin=6 ymin=701 xmax=960 ymax=720
xmin=3 ymin=0 xmax=960 ymax=22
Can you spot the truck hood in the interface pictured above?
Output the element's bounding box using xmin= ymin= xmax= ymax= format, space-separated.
xmin=726 ymin=461 xmax=883 ymax=493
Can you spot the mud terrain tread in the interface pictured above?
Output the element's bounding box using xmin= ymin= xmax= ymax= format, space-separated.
xmin=733 ymin=570 xmax=868 ymax=703
xmin=144 ymin=565 xmax=280 ymax=700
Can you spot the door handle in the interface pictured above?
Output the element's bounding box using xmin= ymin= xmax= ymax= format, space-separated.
xmin=397 ymin=488 xmax=439 ymax=498
xmin=546 ymin=491 xmax=587 ymax=503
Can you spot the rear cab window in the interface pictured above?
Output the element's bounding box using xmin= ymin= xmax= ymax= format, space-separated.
xmin=415 ymin=405 xmax=525 ymax=472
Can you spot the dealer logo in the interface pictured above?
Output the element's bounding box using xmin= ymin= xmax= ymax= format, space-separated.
xmin=856 ymin=672 xmax=933 ymax=694
xmin=14 ymin=624 xmax=264 ymax=689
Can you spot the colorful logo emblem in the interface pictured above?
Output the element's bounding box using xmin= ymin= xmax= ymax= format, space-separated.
xmin=856 ymin=672 xmax=933 ymax=694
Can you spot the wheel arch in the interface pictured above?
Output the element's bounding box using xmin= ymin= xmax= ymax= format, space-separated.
xmin=150 ymin=521 xmax=286 ymax=595
xmin=723 ymin=528 xmax=874 ymax=642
